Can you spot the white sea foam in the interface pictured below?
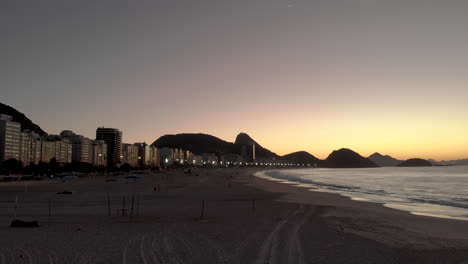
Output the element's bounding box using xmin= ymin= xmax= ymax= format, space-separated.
xmin=255 ymin=166 xmax=468 ymax=220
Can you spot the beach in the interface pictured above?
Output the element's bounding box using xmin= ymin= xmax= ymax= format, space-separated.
xmin=0 ymin=168 xmax=467 ymax=264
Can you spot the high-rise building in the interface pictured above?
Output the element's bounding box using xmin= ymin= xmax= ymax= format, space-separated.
xmin=134 ymin=142 xmax=151 ymax=167
xmin=121 ymin=143 xmax=138 ymax=166
xmin=91 ymin=140 xmax=107 ymax=166
xmin=184 ymin=150 xmax=194 ymax=162
xmin=40 ymin=140 xmax=55 ymax=163
xmin=19 ymin=130 xmax=41 ymax=164
xmin=60 ymin=130 xmax=93 ymax=163
xmin=96 ymin=127 xmax=122 ymax=167
xmin=149 ymin=146 xmax=159 ymax=167
xmin=159 ymin=147 xmax=174 ymax=165
xmin=0 ymin=115 xmax=21 ymax=162
xmin=41 ymin=135 xmax=72 ymax=163
xmin=202 ymin=153 xmax=218 ymax=166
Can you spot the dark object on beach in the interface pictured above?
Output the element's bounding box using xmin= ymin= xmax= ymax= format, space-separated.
xmin=184 ymin=169 xmax=191 ymax=174
xmin=106 ymin=179 xmax=117 ymax=182
xmin=398 ymin=158 xmax=433 ymax=167
xmin=57 ymin=190 xmax=73 ymax=194
xmin=125 ymin=175 xmax=141 ymax=179
xmin=10 ymin=219 xmax=40 ymax=228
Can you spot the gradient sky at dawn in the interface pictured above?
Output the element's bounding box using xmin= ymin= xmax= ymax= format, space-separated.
xmin=2 ymin=0 xmax=468 ymax=160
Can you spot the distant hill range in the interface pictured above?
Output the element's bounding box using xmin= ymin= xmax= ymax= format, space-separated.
xmin=429 ymin=159 xmax=468 ymax=166
xmin=444 ymin=159 xmax=468 ymax=166
xmin=0 ymin=102 xmax=47 ymax=136
xmin=323 ymin=148 xmax=378 ymax=168
xmin=153 ymin=134 xmax=379 ymax=168
xmin=398 ymin=158 xmax=432 ymax=167
xmin=368 ymin=152 xmax=402 ymax=167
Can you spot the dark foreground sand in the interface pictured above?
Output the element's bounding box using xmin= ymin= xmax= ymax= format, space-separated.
xmin=0 ymin=168 xmax=468 ymax=264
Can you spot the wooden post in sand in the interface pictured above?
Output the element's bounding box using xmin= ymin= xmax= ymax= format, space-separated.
xmin=13 ymin=195 xmax=18 ymax=219
xmin=200 ymin=200 xmax=205 ymax=220
xmin=136 ymin=193 xmax=140 ymax=217
xmin=130 ymin=194 xmax=135 ymax=220
xmin=107 ymin=192 xmax=111 ymax=217
xmin=48 ymin=198 xmax=51 ymax=225
xmin=122 ymin=196 xmax=126 ymax=216
xmin=252 ymin=199 xmax=255 ymax=211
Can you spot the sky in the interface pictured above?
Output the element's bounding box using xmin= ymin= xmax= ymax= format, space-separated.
xmin=2 ymin=0 xmax=468 ymax=161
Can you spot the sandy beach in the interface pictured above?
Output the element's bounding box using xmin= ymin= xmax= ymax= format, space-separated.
xmin=0 ymin=168 xmax=468 ymax=264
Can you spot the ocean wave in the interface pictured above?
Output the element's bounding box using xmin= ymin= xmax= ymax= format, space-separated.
xmin=256 ymin=168 xmax=468 ymax=220
xmin=409 ymin=198 xmax=468 ymax=209
xmin=263 ymin=170 xmax=362 ymax=191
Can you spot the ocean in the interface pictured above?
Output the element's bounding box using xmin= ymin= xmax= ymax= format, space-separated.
xmin=256 ymin=166 xmax=468 ymax=220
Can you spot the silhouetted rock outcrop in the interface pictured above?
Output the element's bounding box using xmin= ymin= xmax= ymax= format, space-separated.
xmin=235 ymin=132 xmax=279 ymax=159
xmin=398 ymin=158 xmax=432 ymax=167
xmin=0 ymin=102 xmax=46 ymax=136
xmin=368 ymin=152 xmax=402 ymax=167
xmin=282 ymin=151 xmax=320 ymax=165
xmin=323 ymin=148 xmax=378 ymax=168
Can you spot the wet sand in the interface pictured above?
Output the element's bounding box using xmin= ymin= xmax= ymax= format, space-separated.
xmin=0 ymin=168 xmax=467 ymax=263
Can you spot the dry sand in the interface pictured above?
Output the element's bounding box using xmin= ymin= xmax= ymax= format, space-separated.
xmin=0 ymin=168 xmax=467 ymax=264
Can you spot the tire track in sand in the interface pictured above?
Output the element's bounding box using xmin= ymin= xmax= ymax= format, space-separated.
xmin=255 ymin=205 xmax=312 ymax=264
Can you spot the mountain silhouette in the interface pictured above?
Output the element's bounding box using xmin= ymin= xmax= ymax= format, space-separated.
xmin=152 ymin=133 xmax=237 ymax=155
xmin=398 ymin=158 xmax=432 ymax=167
xmin=324 ymin=148 xmax=378 ymax=168
xmin=368 ymin=152 xmax=402 ymax=167
xmin=0 ymin=102 xmax=47 ymax=136
xmin=282 ymin=151 xmax=320 ymax=165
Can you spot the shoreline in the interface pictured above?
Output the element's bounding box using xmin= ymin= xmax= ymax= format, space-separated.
xmin=247 ymin=168 xmax=468 ymax=244
xmin=254 ymin=168 xmax=468 ymax=222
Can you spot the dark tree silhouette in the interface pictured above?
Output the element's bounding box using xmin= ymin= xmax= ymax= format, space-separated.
xmin=120 ymin=163 xmax=132 ymax=172
xmin=1 ymin=158 xmax=23 ymax=174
